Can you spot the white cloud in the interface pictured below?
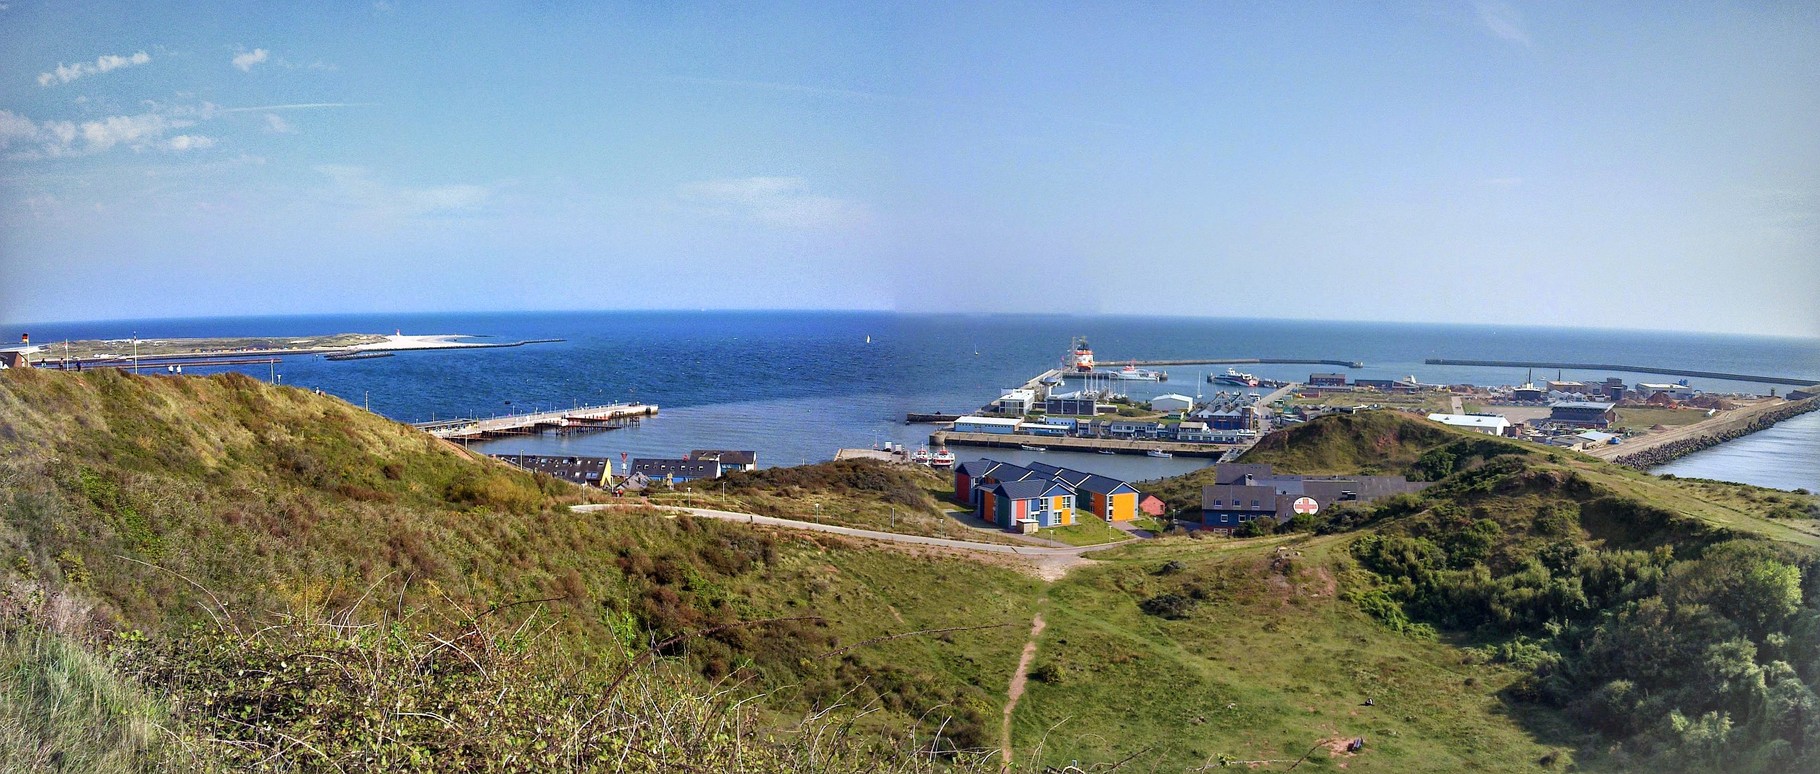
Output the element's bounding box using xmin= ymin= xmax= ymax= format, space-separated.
xmin=232 ymin=48 xmax=269 ymax=72
xmin=1474 ymin=1 xmax=1532 ymax=48
xmin=0 ymin=108 xmax=204 ymax=159
xmin=263 ymin=114 xmax=296 ymax=134
xmin=316 ymin=165 xmax=491 ymax=219
xmin=676 ymin=176 xmax=863 ymax=228
xmin=37 ymin=50 xmax=151 ymax=87
xmin=166 ymin=135 xmax=215 ymax=151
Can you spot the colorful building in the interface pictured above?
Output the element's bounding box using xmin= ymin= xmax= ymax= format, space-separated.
xmin=955 ymin=459 xmax=1140 ymax=527
xmin=981 ymin=479 xmax=1077 ymax=529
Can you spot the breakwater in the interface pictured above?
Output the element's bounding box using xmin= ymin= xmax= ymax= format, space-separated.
xmin=1117 ymin=357 xmax=1364 ymax=368
xmin=1613 ymin=398 xmax=1820 ymax=469
xmin=1425 ymin=358 xmax=1820 ymax=388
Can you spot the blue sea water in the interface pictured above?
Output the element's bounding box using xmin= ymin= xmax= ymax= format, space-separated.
xmin=14 ymin=311 xmax=1820 ymax=486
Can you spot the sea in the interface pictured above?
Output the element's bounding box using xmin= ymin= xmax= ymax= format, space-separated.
xmin=14 ymin=311 xmax=1820 ymax=490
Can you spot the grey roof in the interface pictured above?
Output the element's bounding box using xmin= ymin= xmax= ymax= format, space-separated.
xmin=631 ymin=458 xmax=719 ymax=478
xmin=1212 ymin=463 xmax=1274 ymax=485
xmin=954 ymin=459 xmax=999 ymax=476
xmin=1552 ymin=401 xmax=1616 ymax=411
xmin=1078 ymin=474 xmax=1137 ymax=495
xmin=1201 ymin=484 xmax=1279 ymax=511
xmin=992 ymin=478 xmax=1068 ymax=500
xmin=690 ymin=449 xmax=756 ymax=465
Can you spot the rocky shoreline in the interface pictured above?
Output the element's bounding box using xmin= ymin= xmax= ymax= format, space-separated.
xmin=1615 ymin=398 xmax=1820 ymax=470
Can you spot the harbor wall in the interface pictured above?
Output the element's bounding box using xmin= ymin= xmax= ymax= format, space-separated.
xmin=1612 ymin=398 xmax=1819 ymax=470
xmin=1425 ymin=358 xmax=1820 ymax=388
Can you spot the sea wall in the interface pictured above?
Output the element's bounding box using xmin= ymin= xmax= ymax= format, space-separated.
xmin=1615 ymin=398 xmax=1820 ymax=470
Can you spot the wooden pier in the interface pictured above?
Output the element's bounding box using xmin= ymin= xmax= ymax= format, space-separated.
xmin=416 ymin=403 xmax=658 ymax=441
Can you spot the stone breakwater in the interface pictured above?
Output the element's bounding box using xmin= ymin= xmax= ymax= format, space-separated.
xmin=1616 ymin=399 xmax=1820 ymax=470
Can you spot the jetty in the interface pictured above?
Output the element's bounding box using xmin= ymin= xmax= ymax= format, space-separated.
xmin=1425 ymin=358 xmax=1820 ymax=388
xmin=416 ymin=403 xmax=657 ymax=441
xmin=1110 ymin=357 xmax=1364 ymax=369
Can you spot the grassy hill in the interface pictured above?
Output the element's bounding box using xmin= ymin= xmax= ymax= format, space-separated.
xmin=6 ymin=373 xmax=1818 ymax=771
xmin=0 ymin=369 xmax=1039 ymax=769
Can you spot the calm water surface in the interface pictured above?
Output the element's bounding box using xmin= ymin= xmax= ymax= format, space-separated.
xmin=17 ymin=311 xmax=1819 ymax=485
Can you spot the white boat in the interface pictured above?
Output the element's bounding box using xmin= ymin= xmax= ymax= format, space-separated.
xmin=1213 ymin=368 xmax=1260 ymax=387
xmin=1020 ymin=445 xmax=1047 ymax=452
xmin=1097 ymin=449 xmax=1118 ymax=455
xmin=1146 ymin=449 xmax=1173 ymax=458
xmin=930 ymin=448 xmax=955 ymax=467
xmin=1106 ymin=361 xmax=1166 ymax=381
xmin=911 ymin=447 xmax=931 ymax=464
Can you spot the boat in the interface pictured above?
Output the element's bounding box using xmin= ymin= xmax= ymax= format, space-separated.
xmin=1105 ymin=361 xmax=1166 ymax=381
xmin=930 ymin=448 xmax=955 ymax=467
xmin=1146 ymin=449 xmax=1173 ymax=458
xmin=910 ymin=447 xmax=931 ymax=464
xmin=1069 ymin=336 xmax=1095 ymax=372
xmin=1213 ymin=368 xmax=1260 ymax=387
xmin=1097 ymin=449 xmax=1118 ymax=455
xmin=1019 ymin=445 xmax=1047 ymax=452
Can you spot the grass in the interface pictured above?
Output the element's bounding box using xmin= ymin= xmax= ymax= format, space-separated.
xmin=1008 ymin=535 xmax=1575 ymax=771
xmin=1033 ymin=516 xmax=1129 ymax=547
xmin=1609 ymin=406 xmax=1709 ymax=432
xmin=1129 ymin=515 xmax=1169 ymax=533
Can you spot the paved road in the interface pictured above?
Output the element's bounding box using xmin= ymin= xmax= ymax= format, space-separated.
xmin=573 ymin=504 xmax=1135 ymax=558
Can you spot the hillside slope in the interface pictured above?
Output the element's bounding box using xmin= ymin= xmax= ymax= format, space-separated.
xmin=0 ymin=369 xmax=1042 ymax=765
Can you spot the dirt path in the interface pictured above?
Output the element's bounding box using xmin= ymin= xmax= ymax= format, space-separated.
xmin=1001 ymin=608 xmax=1048 ymax=770
xmin=1586 ymin=398 xmax=1791 ymax=460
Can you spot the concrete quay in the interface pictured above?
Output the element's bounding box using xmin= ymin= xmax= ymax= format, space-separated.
xmin=417 ymin=403 xmax=657 ymax=440
xmin=930 ymin=430 xmax=1235 ymax=457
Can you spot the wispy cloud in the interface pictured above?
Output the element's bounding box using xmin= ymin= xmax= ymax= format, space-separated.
xmin=0 ymin=109 xmax=213 ymax=159
xmin=263 ymin=114 xmax=297 ymax=134
xmin=232 ymin=48 xmax=269 ymax=72
xmin=317 ymin=164 xmax=491 ymax=219
xmin=1474 ymin=1 xmax=1532 ymax=48
xmin=217 ymin=102 xmax=372 ymax=113
xmin=37 ymin=51 xmax=151 ymax=87
xmin=677 ymin=177 xmax=864 ymax=228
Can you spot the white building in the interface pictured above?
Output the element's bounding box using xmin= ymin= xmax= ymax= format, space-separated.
xmin=1635 ymin=382 xmax=1697 ymax=401
xmin=954 ymin=416 xmax=1023 ymax=434
xmin=993 ymin=388 xmax=1038 ymax=415
xmin=1150 ymin=393 xmax=1195 ymax=412
xmin=1426 ymin=413 xmax=1512 ymax=436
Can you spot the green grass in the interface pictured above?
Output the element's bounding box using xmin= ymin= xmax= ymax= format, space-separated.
xmin=1129 ymin=515 xmax=1169 ymax=533
xmin=1033 ymin=516 xmax=1130 ymax=546
xmin=1610 ymin=406 xmax=1709 ymax=432
xmin=1009 ymin=536 xmax=1574 ymax=771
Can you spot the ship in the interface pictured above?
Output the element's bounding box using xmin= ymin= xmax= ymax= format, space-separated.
xmin=911 ymin=447 xmax=931 ymax=464
xmin=929 ymin=448 xmax=955 ymax=467
xmin=1069 ymin=336 xmax=1095 ymax=372
xmin=1212 ymin=368 xmax=1260 ymax=387
xmin=1105 ymin=361 xmax=1167 ymax=381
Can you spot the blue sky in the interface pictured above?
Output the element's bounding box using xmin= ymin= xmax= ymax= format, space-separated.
xmin=1 ymin=1 xmax=1816 ymax=336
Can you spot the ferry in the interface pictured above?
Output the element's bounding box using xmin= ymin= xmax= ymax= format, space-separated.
xmin=1146 ymin=449 xmax=1174 ymax=458
xmin=1105 ymin=361 xmax=1167 ymax=381
xmin=1212 ymin=368 xmax=1260 ymax=387
xmin=930 ymin=448 xmax=955 ymax=467
xmin=911 ymin=447 xmax=931 ymax=464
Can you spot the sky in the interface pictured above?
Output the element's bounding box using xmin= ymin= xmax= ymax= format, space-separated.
xmin=1 ymin=1 xmax=1816 ymax=337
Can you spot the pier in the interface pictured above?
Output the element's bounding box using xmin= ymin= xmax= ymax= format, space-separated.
xmin=1108 ymin=357 xmax=1365 ymax=369
xmin=416 ymin=403 xmax=658 ymax=441
xmin=1424 ymin=358 xmax=1820 ymax=387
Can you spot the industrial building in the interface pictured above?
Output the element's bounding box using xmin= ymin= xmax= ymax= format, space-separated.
xmin=1149 ymin=393 xmax=1195 ymax=412
xmin=1425 ymin=413 xmax=1513 ymax=436
xmin=1548 ymin=401 xmax=1618 ymax=428
xmin=1308 ymin=373 xmax=1349 ymax=387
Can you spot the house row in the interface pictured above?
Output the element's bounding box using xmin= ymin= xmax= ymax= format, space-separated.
xmin=490 ymin=454 xmax=611 ymax=487
xmin=953 ymin=459 xmax=1142 ymax=529
xmin=629 ymin=449 xmax=759 ymax=483
xmin=1188 ymin=463 xmax=1429 ymax=535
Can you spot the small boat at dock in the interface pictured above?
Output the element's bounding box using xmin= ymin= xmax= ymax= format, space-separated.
xmin=1097 ymin=449 xmax=1117 ymax=455
xmin=1146 ymin=449 xmax=1173 ymax=458
xmin=911 ymin=447 xmax=931 ymax=464
xmin=930 ymin=448 xmax=955 ymax=467
xmin=1020 ymin=445 xmax=1047 ymax=452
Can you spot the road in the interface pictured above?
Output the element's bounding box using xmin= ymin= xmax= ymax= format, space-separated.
xmin=573 ymin=504 xmax=1136 ymax=578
